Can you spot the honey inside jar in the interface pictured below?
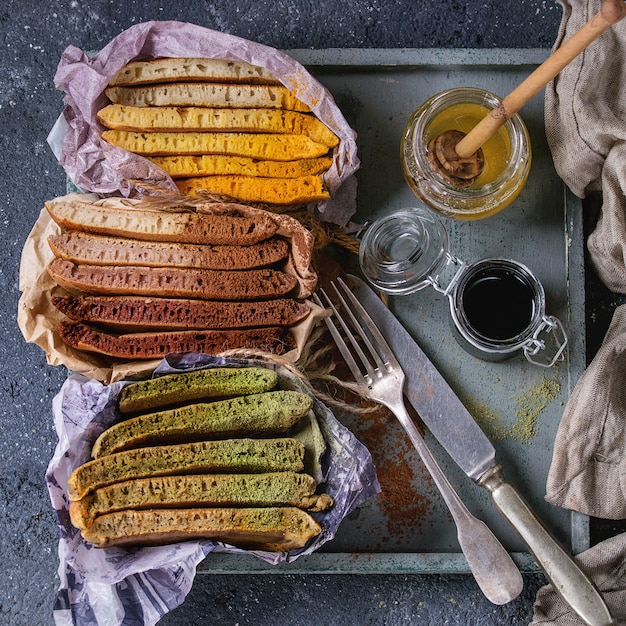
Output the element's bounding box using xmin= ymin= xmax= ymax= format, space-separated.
xmin=402 ymin=87 xmax=531 ymax=220
xmin=425 ymin=102 xmax=512 ymax=187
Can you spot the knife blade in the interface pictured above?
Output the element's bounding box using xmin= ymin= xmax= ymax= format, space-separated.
xmin=350 ymin=274 xmax=495 ymax=481
xmin=348 ymin=274 xmax=613 ymax=626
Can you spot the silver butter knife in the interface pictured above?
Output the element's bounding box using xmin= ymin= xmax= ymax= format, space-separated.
xmin=349 ymin=274 xmax=613 ymax=626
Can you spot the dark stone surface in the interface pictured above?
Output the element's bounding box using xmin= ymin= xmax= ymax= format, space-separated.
xmin=2 ymin=1 xmax=621 ymax=624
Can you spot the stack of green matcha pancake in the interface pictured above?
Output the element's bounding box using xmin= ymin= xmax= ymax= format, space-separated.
xmin=67 ymin=365 xmax=333 ymax=551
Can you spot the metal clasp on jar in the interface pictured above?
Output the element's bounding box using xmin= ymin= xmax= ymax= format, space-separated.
xmin=522 ymin=315 xmax=568 ymax=368
xmin=429 ymin=253 xmax=467 ymax=297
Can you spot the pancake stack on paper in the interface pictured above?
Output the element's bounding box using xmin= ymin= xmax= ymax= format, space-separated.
xmin=98 ymin=57 xmax=339 ymax=207
xmin=42 ymin=193 xmax=316 ymax=362
xmin=67 ymin=366 xmax=333 ymax=551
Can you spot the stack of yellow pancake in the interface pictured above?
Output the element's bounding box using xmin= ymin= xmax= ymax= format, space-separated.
xmin=98 ymin=57 xmax=339 ymax=207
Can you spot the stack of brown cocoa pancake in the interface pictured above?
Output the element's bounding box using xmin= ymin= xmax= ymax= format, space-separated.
xmin=44 ymin=194 xmax=316 ymax=360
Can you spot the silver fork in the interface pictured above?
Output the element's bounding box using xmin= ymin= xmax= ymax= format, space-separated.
xmin=314 ymin=277 xmax=524 ymax=605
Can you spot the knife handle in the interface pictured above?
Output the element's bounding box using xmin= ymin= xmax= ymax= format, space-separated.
xmin=477 ymin=464 xmax=614 ymax=626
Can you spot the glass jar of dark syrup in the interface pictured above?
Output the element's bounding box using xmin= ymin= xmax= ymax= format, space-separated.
xmin=359 ymin=208 xmax=567 ymax=367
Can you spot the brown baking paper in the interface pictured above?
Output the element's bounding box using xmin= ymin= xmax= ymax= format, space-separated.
xmin=51 ymin=20 xmax=360 ymax=227
xmin=17 ymin=192 xmax=325 ymax=383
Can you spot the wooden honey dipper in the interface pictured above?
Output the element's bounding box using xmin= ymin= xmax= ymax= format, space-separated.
xmin=429 ymin=0 xmax=626 ymax=186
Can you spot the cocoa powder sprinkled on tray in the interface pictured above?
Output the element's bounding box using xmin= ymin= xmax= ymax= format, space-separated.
xmin=354 ymin=404 xmax=435 ymax=542
xmin=308 ymin=345 xmax=437 ymax=546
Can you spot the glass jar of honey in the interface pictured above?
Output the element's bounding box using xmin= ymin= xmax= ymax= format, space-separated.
xmin=359 ymin=207 xmax=567 ymax=367
xmin=401 ymin=87 xmax=532 ymax=220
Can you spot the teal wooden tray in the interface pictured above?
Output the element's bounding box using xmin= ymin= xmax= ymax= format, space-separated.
xmin=198 ymin=48 xmax=587 ymax=575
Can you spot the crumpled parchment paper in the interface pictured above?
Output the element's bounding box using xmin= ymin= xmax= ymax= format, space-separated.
xmin=51 ymin=20 xmax=360 ymax=227
xmin=47 ymin=353 xmax=380 ymax=626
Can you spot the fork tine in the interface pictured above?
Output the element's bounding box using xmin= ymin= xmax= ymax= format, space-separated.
xmin=332 ymin=277 xmax=401 ymax=371
xmin=319 ymin=286 xmax=380 ymax=384
xmin=330 ymin=280 xmax=387 ymax=374
xmin=312 ymin=290 xmax=367 ymax=385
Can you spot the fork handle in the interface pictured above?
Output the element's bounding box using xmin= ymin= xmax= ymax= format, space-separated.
xmin=392 ymin=403 xmax=523 ymax=605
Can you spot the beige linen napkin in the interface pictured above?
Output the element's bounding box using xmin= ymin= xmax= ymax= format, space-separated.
xmin=545 ymin=303 xmax=626 ymax=520
xmin=544 ymin=0 xmax=626 ymax=521
xmin=533 ymin=0 xmax=626 ymax=622
xmin=545 ymin=0 xmax=626 ymax=293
